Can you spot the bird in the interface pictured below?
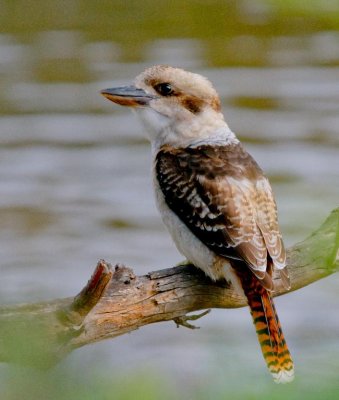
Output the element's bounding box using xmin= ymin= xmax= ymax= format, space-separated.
xmin=101 ymin=65 xmax=294 ymax=383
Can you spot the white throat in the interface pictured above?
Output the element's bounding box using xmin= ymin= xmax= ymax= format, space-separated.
xmin=134 ymin=107 xmax=238 ymax=153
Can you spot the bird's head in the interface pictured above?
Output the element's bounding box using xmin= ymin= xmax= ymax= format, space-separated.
xmin=101 ymin=65 xmax=231 ymax=148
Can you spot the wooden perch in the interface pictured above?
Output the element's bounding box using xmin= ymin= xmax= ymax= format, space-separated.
xmin=0 ymin=208 xmax=338 ymax=368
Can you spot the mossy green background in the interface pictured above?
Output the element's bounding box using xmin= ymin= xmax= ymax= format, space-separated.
xmin=1 ymin=0 xmax=339 ymax=399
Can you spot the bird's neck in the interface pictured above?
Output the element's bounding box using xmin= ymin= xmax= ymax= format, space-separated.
xmin=135 ymin=107 xmax=238 ymax=153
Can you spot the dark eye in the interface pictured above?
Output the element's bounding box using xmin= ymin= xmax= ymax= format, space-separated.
xmin=154 ymin=82 xmax=174 ymax=96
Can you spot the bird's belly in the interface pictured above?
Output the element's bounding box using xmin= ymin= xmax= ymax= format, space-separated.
xmin=154 ymin=180 xmax=235 ymax=283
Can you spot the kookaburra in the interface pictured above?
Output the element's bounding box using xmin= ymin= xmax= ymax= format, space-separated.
xmin=101 ymin=65 xmax=294 ymax=383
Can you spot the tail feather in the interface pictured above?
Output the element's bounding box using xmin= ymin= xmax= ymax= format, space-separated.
xmin=253 ymin=291 xmax=294 ymax=383
xmin=239 ymin=272 xmax=294 ymax=383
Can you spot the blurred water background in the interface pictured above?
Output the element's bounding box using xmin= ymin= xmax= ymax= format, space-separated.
xmin=0 ymin=1 xmax=339 ymax=399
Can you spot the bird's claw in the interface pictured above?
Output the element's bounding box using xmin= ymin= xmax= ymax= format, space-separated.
xmin=173 ymin=309 xmax=211 ymax=329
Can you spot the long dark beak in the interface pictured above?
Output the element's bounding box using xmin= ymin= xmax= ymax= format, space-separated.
xmin=100 ymin=85 xmax=155 ymax=107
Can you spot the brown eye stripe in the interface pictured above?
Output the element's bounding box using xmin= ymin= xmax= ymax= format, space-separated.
xmin=181 ymin=96 xmax=203 ymax=114
xmin=211 ymin=97 xmax=221 ymax=112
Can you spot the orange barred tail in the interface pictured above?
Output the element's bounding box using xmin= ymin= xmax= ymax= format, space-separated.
xmin=242 ymin=277 xmax=294 ymax=383
xmin=248 ymin=290 xmax=294 ymax=383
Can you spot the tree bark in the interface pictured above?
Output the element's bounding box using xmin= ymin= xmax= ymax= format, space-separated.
xmin=0 ymin=208 xmax=338 ymax=368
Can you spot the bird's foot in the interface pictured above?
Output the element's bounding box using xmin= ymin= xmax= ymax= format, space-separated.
xmin=173 ymin=309 xmax=211 ymax=329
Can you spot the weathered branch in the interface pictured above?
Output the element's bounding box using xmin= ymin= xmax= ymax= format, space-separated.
xmin=0 ymin=208 xmax=338 ymax=367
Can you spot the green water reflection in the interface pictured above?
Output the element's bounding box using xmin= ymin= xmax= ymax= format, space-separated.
xmin=0 ymin=1 xmax=339 ymax=399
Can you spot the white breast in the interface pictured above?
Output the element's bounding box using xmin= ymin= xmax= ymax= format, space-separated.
xmin=152 ymin=168 xmax=237 ymax=283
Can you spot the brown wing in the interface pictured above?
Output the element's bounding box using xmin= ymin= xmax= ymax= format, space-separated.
xmin=155 ymin=143 xmax=287 ymax=286
xmin=254 ymin=178 xmax=286 ymax=270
